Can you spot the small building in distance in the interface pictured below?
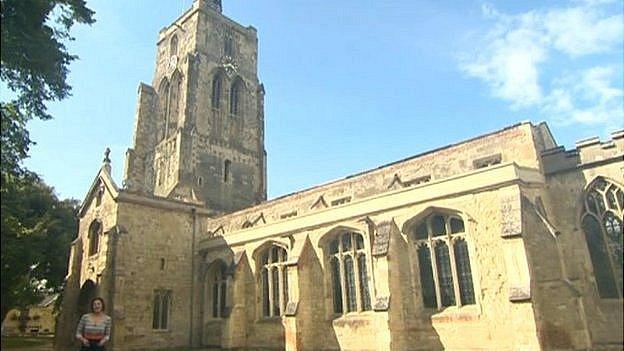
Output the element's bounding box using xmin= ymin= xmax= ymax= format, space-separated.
xmin=2 ymin=295 xmax=58 ymax=336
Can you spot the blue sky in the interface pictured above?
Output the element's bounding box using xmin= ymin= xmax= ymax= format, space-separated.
xmin=14 ymin=0 xmax=624 ymax=201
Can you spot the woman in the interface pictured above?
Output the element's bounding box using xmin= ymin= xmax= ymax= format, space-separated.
xmin=75 ymin=297 xmax=112 ymax=350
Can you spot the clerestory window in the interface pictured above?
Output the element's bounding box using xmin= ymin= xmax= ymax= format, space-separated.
xmin=328 ymin=232 xmax=372 ymax=314
xmin=413 ymin=213 xmax=475 ymax=308
xmin=581 ymin=177 xmax=623 ymax=299
xmin=260 ymin=246 xmax=289 ymax=317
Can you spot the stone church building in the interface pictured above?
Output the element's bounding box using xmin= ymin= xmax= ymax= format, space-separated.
xmin=55 ymin=0 xmax=623 ymax=350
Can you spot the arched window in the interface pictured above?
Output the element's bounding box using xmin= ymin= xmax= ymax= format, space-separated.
xmin=170 ymin=35 xmax=178 ymax=56
xmin=88 ymin=221 xmax=102 ymax=256
xmin=223 ymin=159 xmax=231 ymax=183
xmin=327 ymin=232 xmax=371 ymax=314
xmin=210 ymin=262 xmax=227 ymax=318
xmin=157 ymin=78 xmax=170 ymax=141
xmin=167 ymin=72 xmax=182 ymax=132
xmin=413 ymin=213 xmax=475 ymax=308
xmin=224 ymin=36 xmax=234 ymax=57
xmin=581 ymin=178 xmax=623 ymax=299
xmin=230 ymin=80 xmax=242 ymax=116
xmin=152 ymin=289 xmax=172 ymax=330
xmin=211 ymin=74 xmax=222 ymax=109
xmin=260 ymin=245 xmax=288 ymax=317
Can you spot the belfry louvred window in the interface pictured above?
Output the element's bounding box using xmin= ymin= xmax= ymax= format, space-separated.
xmin=260 ymin=245 xmax=289 ymax=317
xmin=581 ymin=177 xmax=623 ymax=299
xmin=328 ymin=232 xmax=372 ymax=314
xmin=413 ymin=213 xmax=475 ymax=308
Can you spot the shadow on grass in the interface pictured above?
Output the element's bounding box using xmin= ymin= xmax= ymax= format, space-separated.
xmin=1 ymin=336 xmax=53 ymax=349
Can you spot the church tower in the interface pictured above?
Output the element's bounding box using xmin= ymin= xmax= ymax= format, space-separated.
xmin=124 ymin=0 xmax=267 ymax=213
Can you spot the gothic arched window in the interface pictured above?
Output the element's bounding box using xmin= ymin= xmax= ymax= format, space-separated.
xmin=327 ymin=232 xmax=371 ymax=314
xmin=260 ymin=245 xmax=288 ymax=317
xmin=152 ymin=289 xmax=172 ymax=330
xmin=88 ymin=221 xmax=102 ymax=256
xmin=230 ymin=80 xmax=242 ymax=116
xmin=170 ymin=35 xmax=178 ymax=56
xmin=210 ymin=262 xmax=227 ymax=318
xmin=581 ymin=177 xmax=623 ymax=299
xmin=413 ymin=213 xmax=475 ymax=308
xmin=211 ymin=74 xmax=223 ymax=109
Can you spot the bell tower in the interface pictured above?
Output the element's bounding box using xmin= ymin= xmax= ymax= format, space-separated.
xmin=124 ymin=0 xmax=267 ymax=213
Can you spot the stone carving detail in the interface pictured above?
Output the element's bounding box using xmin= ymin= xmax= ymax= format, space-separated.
xmin=508 ymin=286 xmax=531 ymax=302
xmin=207 ymin=225 xmax=225 ymax=238
xmin=373 ymin=296 xmax=390 ymax=311
xmin=310 ymin=195 xmax=328 ymax=210
xmin=500 ymin=193 xmax=522 ymax=238
xmin=372 ymin=221 xmax=392 ymax=256
xmin=284 ymin=301 xmax=298 ymax=316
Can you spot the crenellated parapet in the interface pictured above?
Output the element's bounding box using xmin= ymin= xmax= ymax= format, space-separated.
xmin=541 ymin=130 xmax=624 ymax=174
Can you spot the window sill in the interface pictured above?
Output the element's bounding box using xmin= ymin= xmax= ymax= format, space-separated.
xmin=428 ymin=304 xmax=480 ymax=322
xmin=152 ymin=329 xmax=171 ymax=333
xmin=257 ymin=316 xmax=283 ymax=323
xmin=330 ymin=310 xmax=375 ymax=321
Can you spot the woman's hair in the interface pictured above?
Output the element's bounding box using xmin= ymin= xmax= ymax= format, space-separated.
xmin=90 ymin=297 xmax=105 ymax=312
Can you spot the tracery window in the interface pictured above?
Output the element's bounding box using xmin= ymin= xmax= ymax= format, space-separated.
xmin=413 ymin=213 xmax=475 ymax=308
xmin=328 ymin=232 xmax=371 ymax=314
xmin=210 ymin=262 xmax=227 ymax=318
xmin=260 ymin=246 xmax=289 ymax=317
xmin=152 ymin=289 xmax=172 ymax=330
xmin=211 ymin=74 xmax=222 ymax=108
xmin=88 ymin=221 xmax=102 ymax=256
xmin=581 ymin=177 xmax=623 ymax=299
xmin=230 ymin=80 xmax=242 ymax=116
xmin=170 ymin=35 xmax=178 ymax=56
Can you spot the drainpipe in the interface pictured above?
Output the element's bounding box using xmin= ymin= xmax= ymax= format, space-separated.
xmin=189 ymin=207 xmax=197 ymax=347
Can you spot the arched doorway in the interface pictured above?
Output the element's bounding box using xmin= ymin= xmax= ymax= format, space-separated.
xmin=77 ymin=280 xmax=97 ymax=316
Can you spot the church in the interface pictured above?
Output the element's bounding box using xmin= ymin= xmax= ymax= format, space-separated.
xmin=54 ymin=1 xmax=623 ymax=350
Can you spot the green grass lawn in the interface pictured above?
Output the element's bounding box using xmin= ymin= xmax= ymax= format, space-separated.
xmin=0 ymin=336 xmax=53 ymax=349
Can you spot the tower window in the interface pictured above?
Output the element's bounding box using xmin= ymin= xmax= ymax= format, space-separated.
xmin=223 ymin=160 xmax=231 ymax=183
xmin=230 ymin=80 xmax=242 ymax=116
xmin=211 ymin=74 xmax=222 ymax=109
xmin=224 ymin=37 xmax=234 ymax=57
xmin=197 ymin=176 xmax=203 ymax=187
xmin=170 ymin=35 xmax=178 ymax=56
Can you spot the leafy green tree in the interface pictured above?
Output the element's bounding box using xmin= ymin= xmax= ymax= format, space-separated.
xmin=0 ymin=175 xmax=79 ymax=322
xmin=1 ymin=0 xmax=93 ymax=322
xmin=1 ymin=0 xmax=95 ymax=180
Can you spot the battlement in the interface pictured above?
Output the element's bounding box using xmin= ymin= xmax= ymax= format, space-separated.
xmin=541 ymin=130 xmax=624 ymax=174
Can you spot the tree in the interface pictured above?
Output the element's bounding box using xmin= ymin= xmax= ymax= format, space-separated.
xmin=1 ymin=0 xmax=95 ymax=180
xmin=0 ymin=0 xmax=94 ymax=322
xmin=0 ymin=175 xmax=79 ymax=322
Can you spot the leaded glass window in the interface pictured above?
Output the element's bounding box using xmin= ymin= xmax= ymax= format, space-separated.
xmin=211 ymin=74 xmax=222 ymax=108
xmin=581 ymin=178 xmax=623 ymax=299
xmin=152 ymin=289 xmax=172 ymax=330
xmin=210 ymin=262 xmax=227 ymax=318
xmin=327 ymin=232 xmax=372 ymax=314
xmin=412 ymin=213 xmax=476 ymax=308
xmin=260 ymin=245 xmax=288 ymax=317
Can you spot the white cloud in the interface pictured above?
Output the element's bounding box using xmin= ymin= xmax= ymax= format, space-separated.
xmin=543 ymin=66 xmax=623 ymax=129
xmin=460 ymin=1 xmax=623 ymax=129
